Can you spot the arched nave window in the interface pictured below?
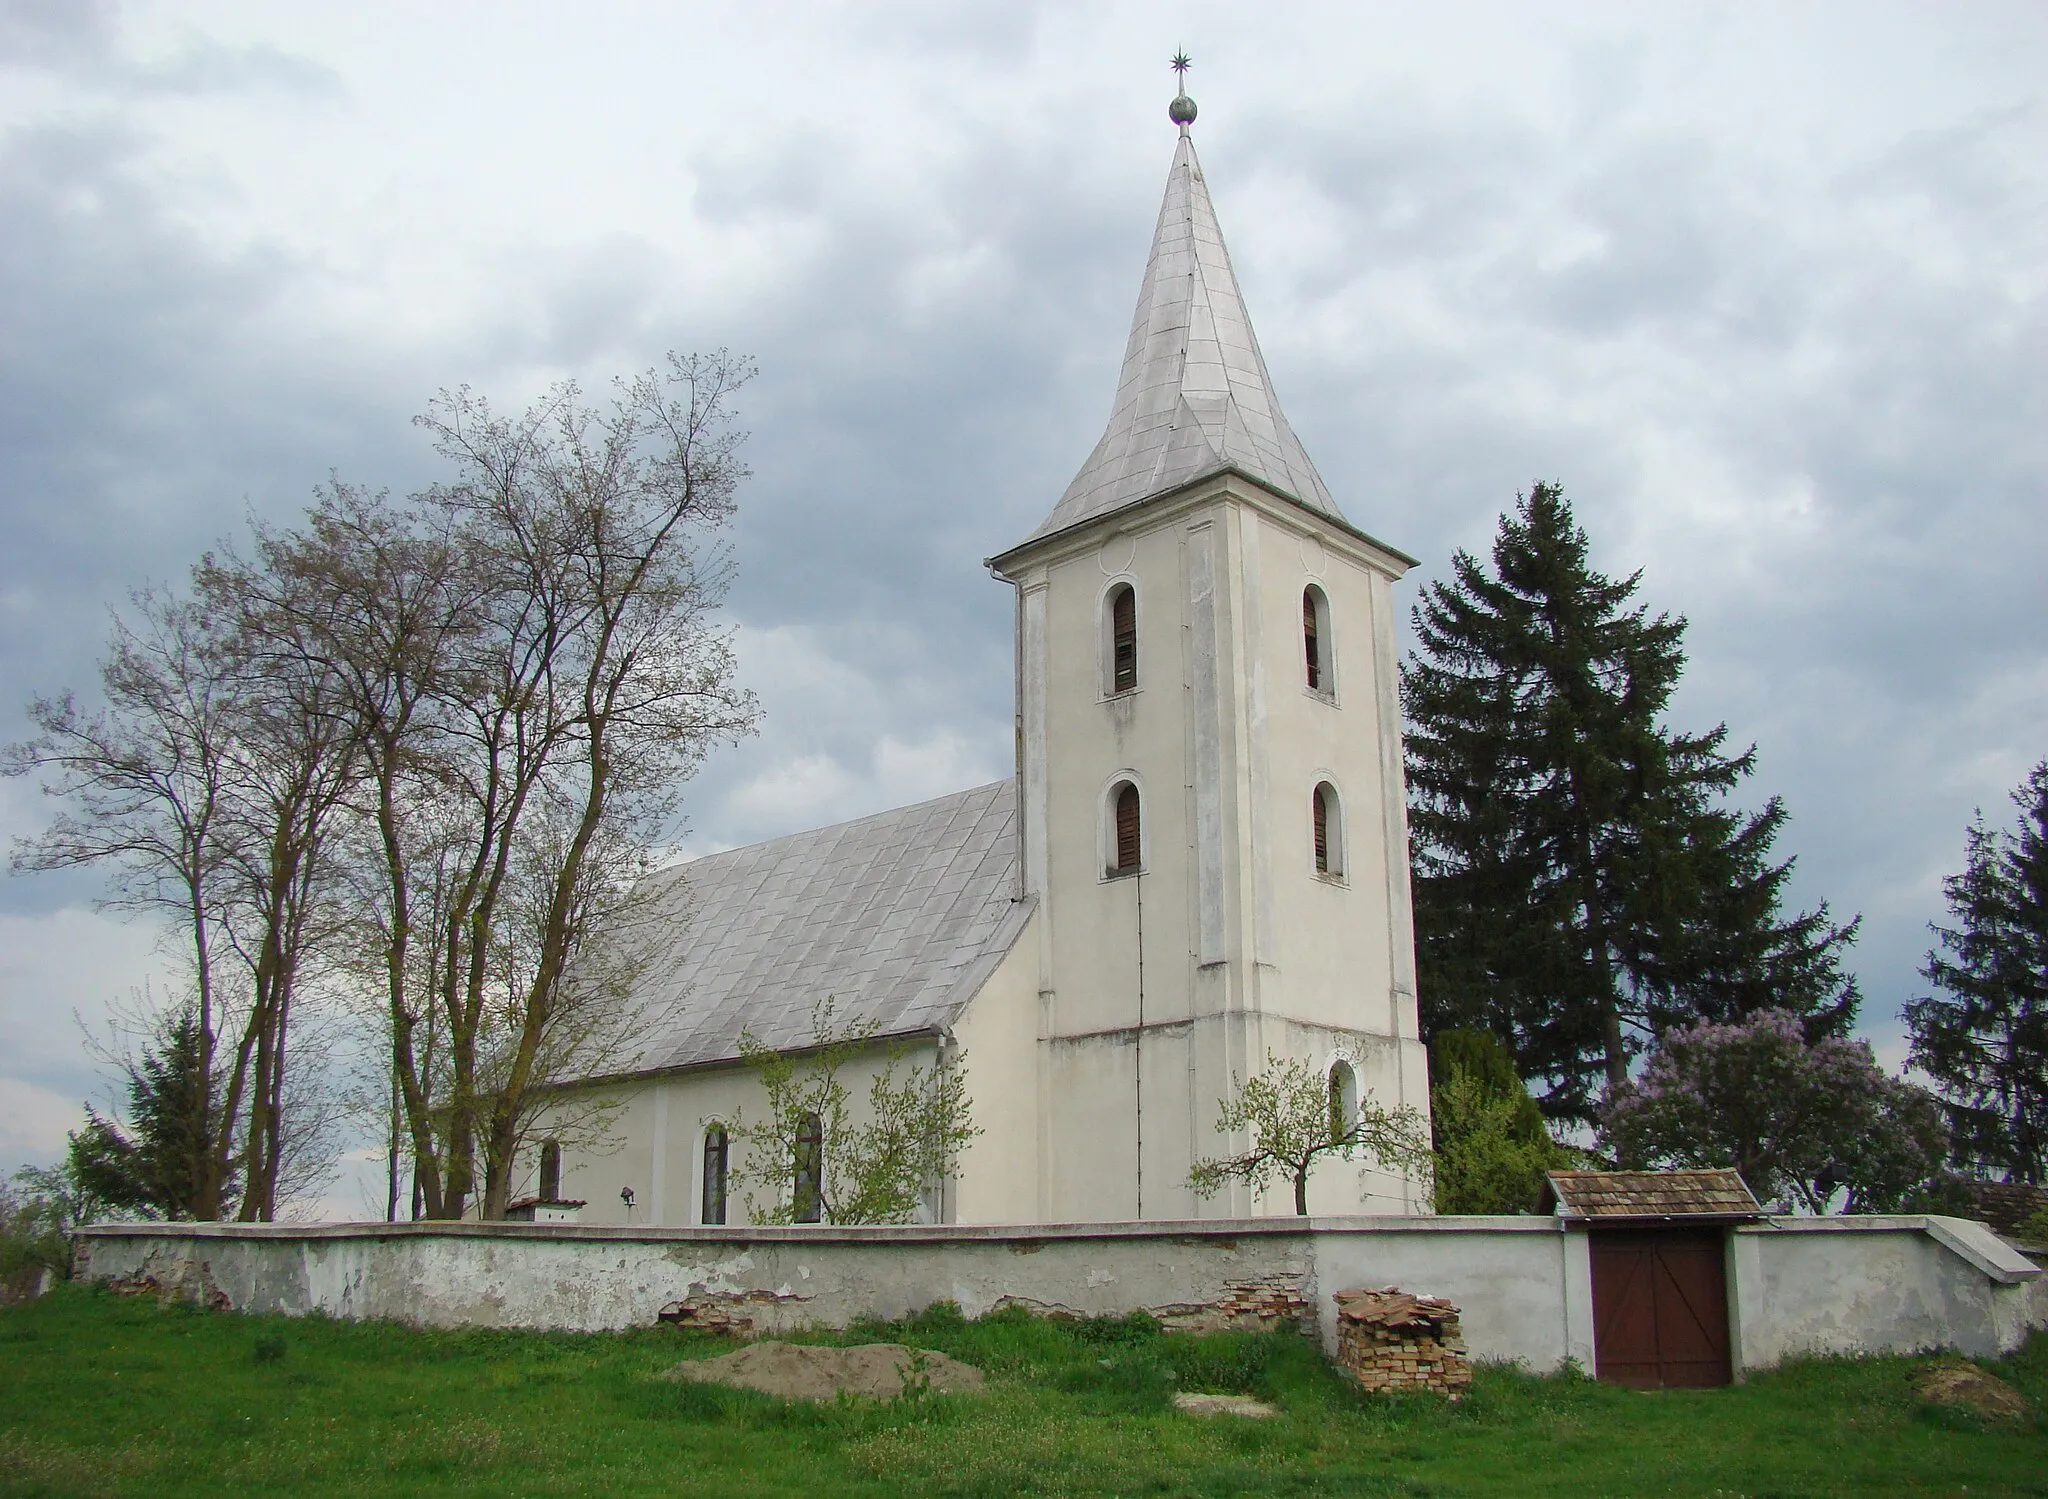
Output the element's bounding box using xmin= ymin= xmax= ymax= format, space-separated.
xmin=1107 ymin=583 xmax=1138 ymax=695
xmin=700 ymin=1124 xmax=729 ymax=1225
xmin=1108 ymin=781 xmax=1143 ymax=876
xmin=1312 ymin=781 xmax=1344 ymax=878
xmin=538 ymin=1138 xmax=562 ymax=1202
xmin=1328 ymin=1060 xmax=1360 ymax=1143
xmin=793 ymin=1112 xmax=825 ymax=1223
xmin=1303 ymin=585 xmax=1332 ymax=695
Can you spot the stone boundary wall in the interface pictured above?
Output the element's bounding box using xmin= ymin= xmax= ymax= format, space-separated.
xmin=70 ymin=1215 xmax=2045 ymax=1373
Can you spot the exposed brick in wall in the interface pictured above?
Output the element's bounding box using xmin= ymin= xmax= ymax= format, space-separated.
xmin=1149 ymin=1274 xmax=1315 ymax=1335
xmin=656 ymin=1287 xmax=812 ymax=1335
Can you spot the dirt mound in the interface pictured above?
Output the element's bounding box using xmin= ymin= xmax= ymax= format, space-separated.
xmin=663 ymin=1341 xmax=986 ymax=1401
xmin=1913 ymin=1360 xmax=2030 ymax=1421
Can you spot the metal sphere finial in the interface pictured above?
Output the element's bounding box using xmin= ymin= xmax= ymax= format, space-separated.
xmin=1168 ymin=51 xmax=1196 ymax=132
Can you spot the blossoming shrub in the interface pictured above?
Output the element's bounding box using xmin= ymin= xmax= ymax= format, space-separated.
xmin=1600 ymin=1009 xmax=1945 ymax=1213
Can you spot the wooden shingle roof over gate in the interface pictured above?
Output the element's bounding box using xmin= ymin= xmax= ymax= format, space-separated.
xmin=1541 ymin=1169 xmax=1763 ymax=1223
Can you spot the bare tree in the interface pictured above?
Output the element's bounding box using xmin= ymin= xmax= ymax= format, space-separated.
xmin=9 ymin=351 xmax=758 ymax=1223
xmin=5 ymin=593 xmax=238 ymax=1216
xmin=413 ymin=352 xmax=759 ymax=1219
xmin=6 ymin=580 xmax=354 ymax=1221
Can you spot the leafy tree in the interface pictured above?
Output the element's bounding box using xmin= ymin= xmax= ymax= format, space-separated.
xmin=0 ymin=1171 xmax=76 ymax=1283
xmin=1600 ymin=1009 xmax=1946 ymax=1213
xmin=1403 ymin=482 xmax=1858 ymax=1123
xmin=1428 ymin=1030 xmax=1572 ymax=1213
xmin=1905 ymin=761 xmax=2048 ymax=1184
xmin=1188 ymin=1053 xmax=1431 ymax=1215
xmin=727 ymin=999 xmax=980 ymax=1225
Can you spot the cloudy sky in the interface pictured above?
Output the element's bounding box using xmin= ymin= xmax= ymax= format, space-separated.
xmin=2 ymin=1 xmax=2043 ymax=1208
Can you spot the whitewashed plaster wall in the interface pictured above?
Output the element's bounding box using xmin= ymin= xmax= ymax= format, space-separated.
xmin=74 ymin=1217 xmax=2044 ymax=1371
xmin=540 ymin=1040 xmax=948 ymax=1229
xmin=1002 ymin=472 xmax=1431 ymax=1226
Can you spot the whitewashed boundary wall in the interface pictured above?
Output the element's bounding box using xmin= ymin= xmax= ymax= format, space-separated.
xmin=71 ymin=1216 xmax=2045 ymax=1373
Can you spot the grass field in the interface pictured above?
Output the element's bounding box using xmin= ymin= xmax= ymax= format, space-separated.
xmin=1 ymin=1284 xmax=2042 ymax=1497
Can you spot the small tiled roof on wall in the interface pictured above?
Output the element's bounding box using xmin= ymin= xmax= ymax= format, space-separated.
xmin=1541 ymin=1169 xmax=1763 ymax=1222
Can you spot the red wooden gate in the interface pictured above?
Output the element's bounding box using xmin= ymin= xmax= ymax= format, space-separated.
xmin=1589 ymin=1228 xmax=1732 ymax=1388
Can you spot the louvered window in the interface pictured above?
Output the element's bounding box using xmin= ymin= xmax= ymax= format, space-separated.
xmin=1111 ymin=585 xmax=1138 ymax=694
xmin=1113 ymin=783 xmax=1142 ymax=873
xmin=1304 ymin=590 xmax=1322 ymax=690
xmin=1313 ymin=781 xmax=1344 ymax=877
xmin=793 ymin=1112 xmax=824 ymax=1223
xmin=702 ymin=1125 xmax=729 ymax=1225
xmin=538 ymin=1139 xmax=562 ymax=1201
xmin=1304 ymin=585 xmax=1333 ymax=694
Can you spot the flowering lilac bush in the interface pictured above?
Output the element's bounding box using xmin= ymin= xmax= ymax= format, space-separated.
xmin=1599 ymin=1009 xmax=1945 ymax=1213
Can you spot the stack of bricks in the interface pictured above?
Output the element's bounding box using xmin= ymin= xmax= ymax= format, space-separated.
xmin=1332 ymin=1288 xmax=1472 ymax=1399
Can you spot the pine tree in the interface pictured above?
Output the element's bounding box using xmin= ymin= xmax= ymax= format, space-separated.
xmin=63 ymin=1007 xmax=223 ymax=1221
xmin=1906 ymin=762 xmax=2048 ymax=1184
xmin=1402 ymin=483 xmax=1858 ymax=1124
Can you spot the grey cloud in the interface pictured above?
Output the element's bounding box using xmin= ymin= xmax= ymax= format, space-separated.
xmin=0 ymin=0 xmax=341 ymax=99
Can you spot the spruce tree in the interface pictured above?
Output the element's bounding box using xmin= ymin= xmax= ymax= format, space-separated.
xmin=63 ymin=1007 xmax=221 ymax=1220
xmin=1906 ymin=762 xmax=2048 ymax=1183
xmin=1402 ymin=483 xmax=1858 ymax=1123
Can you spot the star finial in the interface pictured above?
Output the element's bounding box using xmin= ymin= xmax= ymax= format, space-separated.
xmin=1168 ymin=51 xmax=1197 ymax=133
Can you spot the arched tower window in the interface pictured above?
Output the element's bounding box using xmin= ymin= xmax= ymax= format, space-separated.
xmin=538 ymin=1138 xmax=562 ymax=1202
xmin=793 ymin=1111 xmax=824 ymax=1223
xmin=1303 ymin=585 xmax=1332 ymax=695
xmin=1312 ymin=781 xmax=1344 ymax=877
xmin=1328 ymin=1060 xmax=1359 ymax=1143
xmin=1108 ymin=583 xmax=1138 ymax=695
xmin=1109 ymin=781 xmax=1142 ymax=875
xmin=701 ymin=1124 xmax=729 ymax=1225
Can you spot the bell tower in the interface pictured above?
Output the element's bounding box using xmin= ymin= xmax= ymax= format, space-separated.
xmin=987 ymin=67 xmax=1432 ymax=1221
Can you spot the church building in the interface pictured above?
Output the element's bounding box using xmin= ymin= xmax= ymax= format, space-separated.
xmin=543 ymin=85 xmax=1432 ymax=1226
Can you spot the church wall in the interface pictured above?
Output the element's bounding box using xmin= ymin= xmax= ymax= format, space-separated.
xmin=948 ymin=911 xmax=1044 ymax=1225
xmin=537 ymin=1041 xmax=949 ymax=1229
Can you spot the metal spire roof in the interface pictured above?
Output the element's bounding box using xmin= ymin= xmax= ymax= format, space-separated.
xmin=1028 ymin=131 xmax=1341 ymax=543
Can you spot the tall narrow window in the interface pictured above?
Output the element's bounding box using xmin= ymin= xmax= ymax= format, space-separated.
xmin=538 ymin=1139 xmax=562 ymax=1201
xmin=1328 ymin=1061 xmax=1359 ymax=1143
xmin=1112 ymin=782 xmax=1142 ymax=874
xmin=701 ymin=1125 xmax=729 ymax=1225
xmin=1303 ymin=586 xmax=1331 ymax=694
xmin=793 ymin=1112 xmax=824 ymax=1223
xmin=1312 ymin=781 xmax=1344 ymax=877
xmin=1110 ymin=584 xmax=1138 ymax=694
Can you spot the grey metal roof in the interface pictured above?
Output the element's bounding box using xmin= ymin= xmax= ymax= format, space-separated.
xmin=613 ymin=780 xmax=1028 ymax=1075
xmin=1027 ymin=133 xmax=1341 ymax=543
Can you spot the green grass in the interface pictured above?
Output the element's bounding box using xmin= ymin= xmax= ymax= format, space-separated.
xmin=1 ymin=1285 xmax=2043 ymax=1497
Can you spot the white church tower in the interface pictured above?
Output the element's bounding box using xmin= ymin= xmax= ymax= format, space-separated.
xmin=987 ymin=78 xmax=1431 ymax=1220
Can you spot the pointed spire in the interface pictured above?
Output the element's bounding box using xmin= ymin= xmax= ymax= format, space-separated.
xmin=1027 ymin=125 xmax=1341 ymax=543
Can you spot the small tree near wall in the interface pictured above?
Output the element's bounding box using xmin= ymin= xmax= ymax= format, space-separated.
xmin=726 ymin=998 xmax=979 ymax=1225
xmin=1189 ymin=1052 xmax=1431 ymax=1216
